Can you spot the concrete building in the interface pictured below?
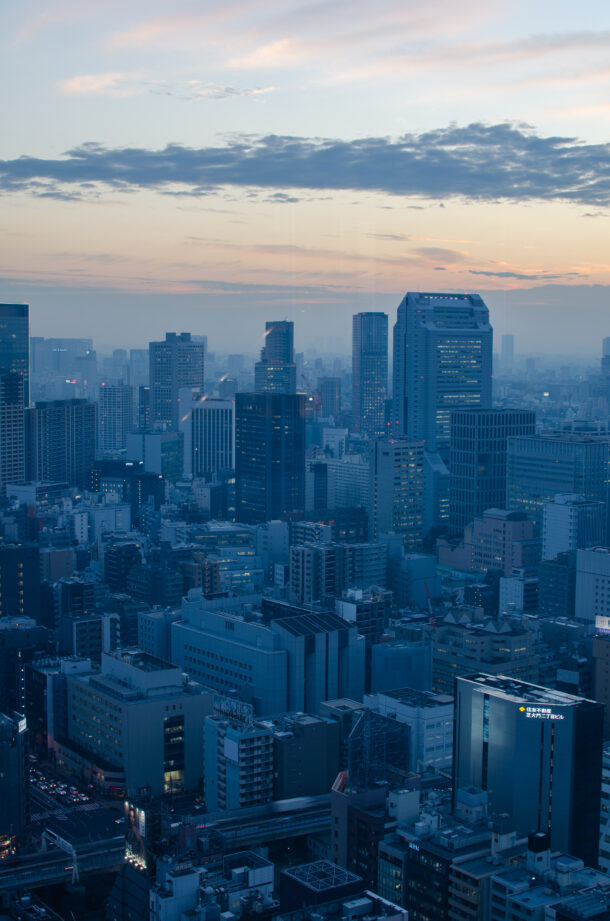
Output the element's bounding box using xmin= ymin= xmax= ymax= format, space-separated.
xmin=179 ymin=390 xmax=234 ymax=478
xmin=499 ymin=567 xmax=539 ymax=614
xmin=0 ymin=712 xmax=28 ymax=845
xmin=432 ymin=608 xmax=539 ymax=694
xmin=352 ymin=312 xmax=388 ymax=438
xmin=575 ymin=546 xmax=610 ymax=624
xmin=470 ymin=509 xmax=539 ymax=577
xmin=392 ymin=292 xmax=492 ymax=453
xmin=149 ymin=332 xmax=205 ymax=430
xmin=63 ymin=649 xmax=214 ymax=797
xmin=204 ymin=714 xmax=274 ymax=811
xmin=368 ymin=438 xmax=425 ymax=550
xmin=258 ymin=712 xmax=341 ymax=800
xmin=542 ymin=493 xmax=606 ymax=561
xmin=26 ymin=398 xmax=96 ymax=488
xmin=453 ymin=674 xmax=604 ymax=867
xmin=98 ymin=382 xmax=133 ymax=452
xmin=538 ymin=551 xmax=577 ymax=619
xmin=363 ymin=686 xmax=454 ymax=772
xmin=0 ymin=372 xmax=25 ymax=495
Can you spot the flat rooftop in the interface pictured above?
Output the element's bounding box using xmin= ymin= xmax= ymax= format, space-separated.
xmin=282 ymin=861 xmax=361 ymax=892
xmin=376 ymin=687 xmax=454 ymax=708
xmin=462 ymin=674 xmax=595 ymax=706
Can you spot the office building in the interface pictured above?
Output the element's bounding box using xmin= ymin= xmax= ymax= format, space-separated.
xmin=432 ymin=609 xmax=539 ymax=694
xmin=149 ymin=332 xmax=205 ymax=430
xmin=0 ymin=371 xmax=25 ymax=493
xmin=0 ymin=544 xmax=41 ymax=621
xmin=98 ymin=382 xmax=134 ymax=452
xmin=542 ymin=493 xmax=606 ymax=561
xmin=499 ymin=567 xmax=539 ymax=614
xmin=368 ymin=437 xmax=424 ymax=549
xmin=575 ymin=546 xmax=610 ymax=624
xmin=204 ymin=714 xmax=274 ymax=811
xmin=501 ymin=333 xmax=514 ymax=373
xmin=453 ymin=674 xmax=604 ymax=867
xmin=0 ymin=712 xmax=28 ymax=844
xmin=352 ymin=312 xmax=388 ymax=438
xmin=0 ymin=304 xmax=29 ymax=404
xmin=392 ymin=292 xmax=492 ymax=452
xmin=235 ymin=392 xmax=305 ymax=524
xmin=126 ymin=429 xmax=184 ymax=482
xmin=538 ymin=551 xmax=577 ymax=619
xmin=265 ymin=712 xmax=341 ymax=799
xmin=26 ymin=398 xmax=96 ymax=488
xmin=506 ymin=434 xmax=608 ymax=531
xmin=593 ymin=638 xmax=610 ymax=739
xmin=179 ymin=390 xmax=234 ymax=478
xmin=63 ymin=649 xmax=214 ymax=797
xmin=254 ymin=320 xmax=296 ymax=394
xmin=364 ymin=687 xmax=454 ymax=772
xmin=318 ymin=377 xmax=341 ymax=419
xmin=449 ymin=409 xmax=536 ymax=535
xmin=470 ymin=508 xmax=539 ymax=577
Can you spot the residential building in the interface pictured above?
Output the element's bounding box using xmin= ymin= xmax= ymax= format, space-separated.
xmin=204 ymin=714 xmax=274 ymax=811
xmin=98 ymin=382 xmax=134 ymax=452
xmin=368 ymin=437 xmax=425 ymax=550
xmin=26 ymin=398 xmax=96 ymax=487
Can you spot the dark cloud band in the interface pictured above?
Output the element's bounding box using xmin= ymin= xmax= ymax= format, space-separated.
xmin=1 ymin=123 xmax=609 ymax=205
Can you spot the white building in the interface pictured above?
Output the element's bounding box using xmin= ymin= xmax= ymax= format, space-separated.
xmin=542 ymin=493 xmax=606 ymax=561
xmin=575 ymin=546 xmax=610 ymax=624
xmin=363 ymin=686 xmax=454 ymax=771
xmin=179 ymin=389 xmax=234 ymax=478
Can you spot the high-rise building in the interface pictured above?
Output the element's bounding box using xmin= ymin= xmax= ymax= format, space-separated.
xmin=602 ymin=337 xmax=610 ymax=382
xmin=254 ymin=320 xmax=296 ymax=394
xmin=235 ymin=392 xmax=305 ymax=524
xmin=501 ymin=333 xmax=514 ymax=373
xmin=0 ymin=304 xmax=29 ymax=405
xmin=392 ymin=292 xmax=492 ymax=453
xmin=449 ymin=409 xmax=536 ymax=535
xmin=0 ymin=712 xmax=28 ymax=844
xmin=204 ymin=714 xmax=274 ymax=811
xmin=542 ymin=494 xmax=606 ymax=561
xmin=352 ymin=313 xmax=388 ymax=438
xmin=318 ymin=377 xmax=341 ymax=419
xmin=453 ymin=674 xmax=604 ymax=867
xmin=26 ymin=398 xmax=96 ymax=488
xmin=0 ymin=371 xmax=25 ymax=493
xmin=506 ymin=435 xmax=608 ymax=532
xmin=179 ymin=389 xmax=234 ymax=478
xmin=98 ymin=382 xmax=134 ymax=452
xmin=368 ymin=437 xmax=424 ymax=550
xmin=0 ymin=544 xmax=41 ymax=621
xmin=149 ymin=332 xmax=205 ymax=430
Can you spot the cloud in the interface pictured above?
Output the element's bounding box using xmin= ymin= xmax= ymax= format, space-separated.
xmin=470 ymin=268 xmax=584 ymax=280
xmin=1 ymin=123 xmax=610 ymax=206
xmin=59 ymin=73 xmax=275 ymax=100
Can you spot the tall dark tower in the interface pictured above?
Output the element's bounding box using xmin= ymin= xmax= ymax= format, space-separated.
xmin=235 ymin=392 xmax=305 ymax=524
xmin=0 ymin=304 xmax=29 ymax=405
xmin=352 ymin=312 xmax=388 ymax=438
xmin=254 ymin=321 xmax=296 ymax=394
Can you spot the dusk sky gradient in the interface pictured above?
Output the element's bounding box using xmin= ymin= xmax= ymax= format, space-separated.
xmin=2 ymin=0 xmax=609 ymax=353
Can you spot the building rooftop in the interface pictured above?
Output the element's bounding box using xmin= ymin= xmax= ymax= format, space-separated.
xmin=462 ymin=673 xmax=597 ymax=707
xmin=282 ymin=861 xmax=361 ymax=893
xmin=374 ymin=687 xmax=454 ymax=708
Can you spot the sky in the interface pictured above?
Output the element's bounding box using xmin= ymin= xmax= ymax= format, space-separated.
xmin=1 ymin=0 xmax=609 ymax=354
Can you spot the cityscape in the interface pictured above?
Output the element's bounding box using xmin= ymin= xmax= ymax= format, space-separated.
xmin=2 ymin=2 xmax=610 ymax=921
xmin=0 ymin=300 xmax=609 ymax=921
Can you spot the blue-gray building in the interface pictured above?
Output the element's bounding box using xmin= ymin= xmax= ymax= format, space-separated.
xmin=453 ymin=674 xmax=604 ymax=868
xmin=352 ymin=312 xmax=388 ymax=438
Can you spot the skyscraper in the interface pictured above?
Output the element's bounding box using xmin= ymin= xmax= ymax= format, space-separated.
xmin=254 ymin=320 xmax=296 ymax=394
xmin=449 ymin=408 xmax=536 ymax=535
xmin=26 ymin=398 xmax=96 ymax=487
xmin=392 ymin=292 xmax=493 ymax=453
xmin=0 ymin=304 xmax=29 ymax=405
xmin=501 ymin=333 xmax=514 ymax=373
xmin=98 ymin=382 xmax=134 ymax=452
xmin=179 ymin=389 xmax=235 ymax=478
xmin=0 ymin=372 xmax=25 ymax=493
xmin=352 ymin=312 xmax=388 ymax=437
xmin=149 ymin=332 xmax=205 ymax=430
xmin=235 ymin=392 xmax=305 ymax=523
xmin=0 ymin=712 xmax=28 ymax=844
xmin=453 ymin=674 xmax=603 ymax=868
xmin=368 ymin=437 xmax=425 ymax=550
